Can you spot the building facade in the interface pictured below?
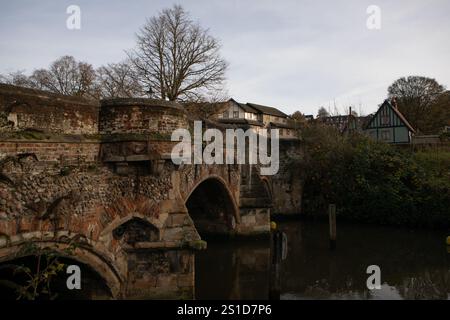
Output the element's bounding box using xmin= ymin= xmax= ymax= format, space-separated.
xmin=213 ymin=98 xmax=297 ymax=139
xmin=364 ymin=99 xmax=415 ymax=144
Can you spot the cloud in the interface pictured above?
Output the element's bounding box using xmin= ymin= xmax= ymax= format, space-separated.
xmin=1 ymin=0 xmax=449 ymax=116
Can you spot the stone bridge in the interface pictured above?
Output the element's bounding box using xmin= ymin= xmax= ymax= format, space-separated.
xmin=0 ymin=84 xmax=302 ymax=299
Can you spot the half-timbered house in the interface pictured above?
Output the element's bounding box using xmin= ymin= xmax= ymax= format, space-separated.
xmin=364 ymin=99 xmax=415 ymax=144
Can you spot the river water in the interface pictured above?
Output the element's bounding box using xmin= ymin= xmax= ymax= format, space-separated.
xmin=195 ymin=220 xmax=450 ymax=300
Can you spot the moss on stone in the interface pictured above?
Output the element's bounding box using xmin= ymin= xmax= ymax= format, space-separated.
xmin=186 ymin=240 xmax=207 ymax=250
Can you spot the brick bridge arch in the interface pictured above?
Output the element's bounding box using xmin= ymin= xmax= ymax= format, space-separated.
xmin=0 ymin=231 xmax=123 ymax=297
xmin=185 ymin=175 xmax=239 ymax=236
xmin=174 ymin=163 xmax=241 ymax=236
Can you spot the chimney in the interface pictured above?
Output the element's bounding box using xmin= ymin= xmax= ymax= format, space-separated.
xmin=349 ymin=106 xmax=352 ymax=116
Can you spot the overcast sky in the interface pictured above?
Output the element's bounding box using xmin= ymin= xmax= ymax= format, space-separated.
xmin=1 ymin=0 xmax=449 ymax=115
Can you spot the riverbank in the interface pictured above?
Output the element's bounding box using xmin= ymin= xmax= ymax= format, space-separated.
xmin=299 ymin=125 xmax=450 ymax=230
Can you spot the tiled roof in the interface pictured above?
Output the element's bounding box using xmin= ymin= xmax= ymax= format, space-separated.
xmin=269 ymin=122 xmax=296 ymax=129
xmin=246 ymin=103 xmax=288 ymax=117
xmin=388 ymin=102 xmax=416 ymax=133
xmin=364 ymin=100 xmax=416 ymax=133
xmin=217 ymin=118 xmax=265 ymax=127
xmin=228 ymin=99 xmax=258 ymax=113
xmin=227 ymin=99 xmax=289 ymax=117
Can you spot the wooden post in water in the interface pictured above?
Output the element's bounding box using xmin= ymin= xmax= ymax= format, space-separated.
xmin=329 ymin=204 xmax=336 ymax=250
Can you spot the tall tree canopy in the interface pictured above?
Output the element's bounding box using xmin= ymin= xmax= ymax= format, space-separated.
xmin=30 ymin=55 xmax=96 ymax=97
xmin=129 ymin=5 xmax=227 ymax=101
xmin=388 ymin=76 xmax=447 ymax=133
xmin=291 ymin=111 xmax=306 ymax=121
xmin=0 ymin=57 xmax=145 ymax=99
xmin=1 ymin=56 xmax=96 ymax=98
xmin=95 ymin=60 xmax=143 ymax=98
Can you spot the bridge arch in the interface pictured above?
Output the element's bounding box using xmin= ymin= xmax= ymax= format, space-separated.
xmin=184 ymin=175 xmax=240 ymax=237
xmin=99 ymin=213 xmax=164 ymax=242
xmin=0 ymin=233 xmax=123 ymax=298
xmin=259 ymin=176 xmax=273 ymax=203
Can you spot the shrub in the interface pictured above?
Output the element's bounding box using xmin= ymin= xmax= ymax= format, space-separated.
xmin=301 ymin=125 xmax=450 ymax=229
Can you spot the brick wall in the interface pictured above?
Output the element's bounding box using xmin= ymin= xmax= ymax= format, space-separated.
xmin=0 ymin=141 xmax=100 ymax=164
xmin=270 ymin=139 xmax=303 ymax=215
xmin=0 ymin=84 xmax=99 ymax=134
xmin=99 ymin=98 xmax=188 ymax=136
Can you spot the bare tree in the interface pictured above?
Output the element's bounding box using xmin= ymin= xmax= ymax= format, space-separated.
xmin=128 ymin=5 xmax=227 ymax=101
xmin=388 ymin=76 xmax=446 ymax=133
xmin=0 ymin=70 xmax=34 ymax=87
xmin=95 ymin=60 xmax=144 ymax=98
xmin=29 ymin=56 xmax=96 ymax=97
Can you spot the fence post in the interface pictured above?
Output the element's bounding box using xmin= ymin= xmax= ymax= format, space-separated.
xmin=329 ymin=204 xmax=336 ymax=250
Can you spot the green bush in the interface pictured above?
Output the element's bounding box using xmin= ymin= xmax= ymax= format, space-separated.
xmin=301 ymin=125 xmax=450 ymax=229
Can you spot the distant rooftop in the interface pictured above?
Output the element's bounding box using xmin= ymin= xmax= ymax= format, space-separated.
xmin=228 ymin=98 xmax=289 ymax=118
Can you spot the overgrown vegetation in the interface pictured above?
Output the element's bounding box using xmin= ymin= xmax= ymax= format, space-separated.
xmin=300 ymin=124 xmax=450 ymax=229
xmin=0 ymin=241 xmax=76 ymax=300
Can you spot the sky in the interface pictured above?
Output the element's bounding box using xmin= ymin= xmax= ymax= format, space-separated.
xmin=1 ymin=0 xmax=449 ymax=116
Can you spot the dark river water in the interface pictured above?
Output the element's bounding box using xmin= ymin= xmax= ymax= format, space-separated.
xmin=195 ymin=221 xmax=450 ymax=300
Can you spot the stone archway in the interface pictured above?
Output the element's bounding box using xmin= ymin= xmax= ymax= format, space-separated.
xmin=185 ymin=177 xmax=239 ymax=237
xmin=0 ymin=238 xmax=122 ymax=299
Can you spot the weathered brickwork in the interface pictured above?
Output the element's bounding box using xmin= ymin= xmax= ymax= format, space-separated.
xmin=99 ymin=98 xmax=188 ymax=136
xmin=125 ymin=249 xmax=194 ymax=299
xmin=270 ymin=139 xmax=303 ymax=215
xmin=0 ymin=84 xmax=98 ymax=134
xmin=0 ymin=141 xmax=100 ymax=163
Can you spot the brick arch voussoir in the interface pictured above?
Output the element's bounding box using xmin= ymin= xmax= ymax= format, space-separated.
xmin=97 ymin=195 xmax=168 ymax=242
xmin=184 ymin=174 xmax=240 ymax=224
xmin=0 ymin=231 xmax=124 ymax=298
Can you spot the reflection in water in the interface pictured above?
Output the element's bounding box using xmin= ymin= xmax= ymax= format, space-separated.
xmin=195 ymin=240 xmax=271 ymax=300
xmin=195 ymin=221 xmax=450 ymax=300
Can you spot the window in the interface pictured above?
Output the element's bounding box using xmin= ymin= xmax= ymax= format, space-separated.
xmin=380 ymin=130 xmax=390 ymax=141
xmin=222 ymin=111 xmax=228 ymax=118
xmin=233 ymin=111 xmax=239 ymax=118
xmin=245 ymin=112 xmax=256 ymax=120
xmin=381 ymin=107 xmax=389 ymax=125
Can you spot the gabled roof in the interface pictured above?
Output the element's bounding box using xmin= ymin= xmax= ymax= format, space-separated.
xmin=227 ymin=98 xmax=289 ymax=118
xmin=365 ymin=100 xmax=415 ymax=133
xmin=228 ymin=98 xmax=259 ymax=113
xmin=246 ymin=102 xmax=288 ymax=118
